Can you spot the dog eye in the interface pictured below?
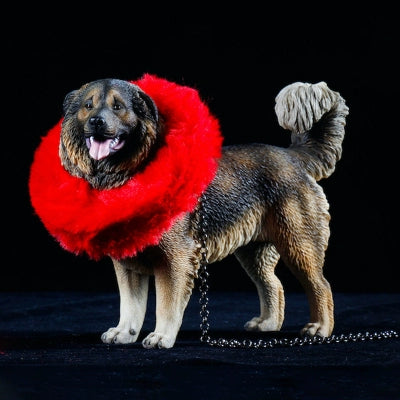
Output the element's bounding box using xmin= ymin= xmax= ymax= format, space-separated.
xmin=84 ymin=101 xmax=93 ymax=110
xmin=113 ymin=103 xmax=122 ymax=111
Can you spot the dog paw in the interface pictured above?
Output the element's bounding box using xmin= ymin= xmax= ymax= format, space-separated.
xmin=142 ymin=332 xmax=175 ymax=349
xmin=300 ymin=323 xmax=330 ymax=338
xmin=244 ymin=317 xmax=281 ymax=332
xmin=101 ymin=327 xmax=138 ymax=344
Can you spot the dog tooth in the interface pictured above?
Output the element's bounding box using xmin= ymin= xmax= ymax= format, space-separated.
xmin=110 ymin=137 xmax=120 ymax=148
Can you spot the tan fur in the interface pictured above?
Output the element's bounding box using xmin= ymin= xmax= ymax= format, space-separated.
xmin=60 ymin=79 xmax=348 ymax=348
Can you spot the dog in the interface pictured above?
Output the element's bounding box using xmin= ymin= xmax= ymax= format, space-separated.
xmin=56 ymin=76 xmax=348 ymax=349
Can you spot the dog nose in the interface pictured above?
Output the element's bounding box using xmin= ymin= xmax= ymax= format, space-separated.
xmin=89 ymin=116 xmax=106 ymax=128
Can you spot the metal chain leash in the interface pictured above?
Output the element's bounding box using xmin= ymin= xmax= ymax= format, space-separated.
xmin=197 ymin=194 xmax=398 ymax=348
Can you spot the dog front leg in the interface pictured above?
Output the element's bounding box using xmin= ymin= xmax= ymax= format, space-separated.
xmin=101 ymin=259 xmax=149 ymax=344
xmin=142 ymin=264 xmax=193 ymax=349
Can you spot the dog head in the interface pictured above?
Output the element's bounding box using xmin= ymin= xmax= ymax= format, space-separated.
xmin=60 ymin=78 xmax=161 ymax=189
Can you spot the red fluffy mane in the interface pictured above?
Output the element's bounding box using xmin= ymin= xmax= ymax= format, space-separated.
xmin=29 ymin=74 xmax=223 ymax=260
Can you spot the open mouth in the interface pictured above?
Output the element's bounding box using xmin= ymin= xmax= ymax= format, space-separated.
xmin=85 ymin=135 xmax=126 ymax=160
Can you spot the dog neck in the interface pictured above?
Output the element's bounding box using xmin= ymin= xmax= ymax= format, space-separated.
xmin=29 ymin=74 xmax=223 ymax=260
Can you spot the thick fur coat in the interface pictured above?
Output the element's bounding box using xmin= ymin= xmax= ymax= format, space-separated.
xmin=29 ymin=74 xmax=348 ymax=349
xmin=29 ymin=75 xmax=222 ymax=259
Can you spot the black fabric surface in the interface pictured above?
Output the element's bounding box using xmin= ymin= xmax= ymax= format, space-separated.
xmin=0 ymin=291 xmax=399 ymax=400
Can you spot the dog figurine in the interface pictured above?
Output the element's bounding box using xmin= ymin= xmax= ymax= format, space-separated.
xmin=33 ymin=75 xmax=348 ymax=349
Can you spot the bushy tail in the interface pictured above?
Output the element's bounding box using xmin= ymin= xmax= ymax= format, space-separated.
xmin=274 ymin=81 xmax=349 ymax=181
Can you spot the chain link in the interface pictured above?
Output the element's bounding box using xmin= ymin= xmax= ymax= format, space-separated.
xmin=196 ymin=194 xmax=398 ymax=348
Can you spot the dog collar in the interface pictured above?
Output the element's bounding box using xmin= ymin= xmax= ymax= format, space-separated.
xmin=29 ymin=74 xmax=223 ymax=260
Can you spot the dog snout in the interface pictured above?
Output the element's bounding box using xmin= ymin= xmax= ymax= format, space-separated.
xmin=89 ymin=116 xmax=106 ymax=129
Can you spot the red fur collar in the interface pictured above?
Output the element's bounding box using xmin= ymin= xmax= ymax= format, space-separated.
xmin=29 ymin=74 xmax=223 ymax=260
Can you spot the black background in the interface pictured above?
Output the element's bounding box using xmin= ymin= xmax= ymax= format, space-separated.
xmin=3 ymin=5 xmax=398 ymax=293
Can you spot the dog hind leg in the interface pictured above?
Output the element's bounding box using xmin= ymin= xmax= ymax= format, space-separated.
xmin=235 ymin=242 xmax=284 ymax=332
xmin=101 ymin=259 xmax=149 ymax=344
xmin=286 ymin=256 xmax=334 ymax=338
xmin=274 ymin=203 xmax=334 ymax=337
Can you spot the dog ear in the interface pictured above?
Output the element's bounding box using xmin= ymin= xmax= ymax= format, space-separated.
xmin=62 ymin=83 xmax=90 ymax=116
xmin=62 ymin=90 xmax=78 ymax=116
xmin=136 ymin=90 xmax=159 ymax=123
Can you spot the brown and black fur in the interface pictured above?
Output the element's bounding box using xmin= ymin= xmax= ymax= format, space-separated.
xmin=60 ymin=79 xmax=161 ymax=189
xmin=61 ymin=78 xmax=348 ymax=349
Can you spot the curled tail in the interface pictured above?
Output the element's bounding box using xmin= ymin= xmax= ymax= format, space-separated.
xmin=274 ymin=81 xmax=349 ymax=181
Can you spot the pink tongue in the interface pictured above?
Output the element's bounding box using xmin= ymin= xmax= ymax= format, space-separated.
xmin=89 ymin=139 xmax=113 ymax=160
